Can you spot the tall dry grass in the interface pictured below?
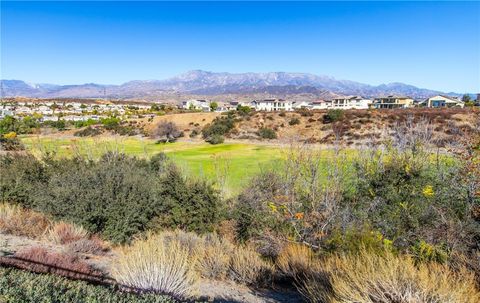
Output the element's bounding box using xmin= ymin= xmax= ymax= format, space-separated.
xmin=276 ymin=243 xmax=315 ymax=278
xmin=229 ymin=244 xmax=273 ymax=285
xmin=45 ymin=221 xmax=89 ymax=245
xmin=111 ymin=232 xmax=199 ymax=298
xmin=0 ymin=203 xmax=51 ymax=238
xmin=298 ymin=249 xmax=480 ymax=303
xmin=198 ymin=233 xmax=234 ymax=280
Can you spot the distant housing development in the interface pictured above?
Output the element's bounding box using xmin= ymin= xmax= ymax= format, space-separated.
xmin=0 ymin=92 xmax=475 ymax=122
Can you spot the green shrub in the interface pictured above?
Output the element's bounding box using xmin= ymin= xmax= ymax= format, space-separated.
xmin=323 ymin=109 xmax=344 ymax=123
xmin=411 ymin=240 xmax=448 ymax=264
xmin=236 ymin=105 xmax=252 ymax=116
xmin=205 ymin=134 xmax=224 ymax=145
xmin=100 ymin=117 xmax=121 ymax=130
xmin=0 ymin=115 xmax=41 ymax=135
xmin=74 ymin=126 xmax=103 ymax=137
xmin=43 ymin=120 xmax=67 ymax=130
xmin=0 ymin=133 xmax=24 ymax=151
xmin=74 ymin=119 xmax=98 ymax=128
xmin=0 ymin=267 xmax=175 ymax=303
xmin=202 ymin=114 xmax=235 ymax=140
xmin=1 ymin=153 xmax=221 ymax=244
xmin=257 ymin=128 xmax=277 ymax=139
xmin=189 ymin=130 xmax=199 ymax=138
xmin=288 ymin=117 xmax=300 ymax=126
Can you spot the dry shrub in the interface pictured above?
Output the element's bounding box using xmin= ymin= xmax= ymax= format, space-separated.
xmin=0 ymin=203 xmax=51 ymax=238
xmin=12 ymin=246 xmax=103 ymax=280
xmin=216 ymin=219 xmax=237 ymax=243
xmin=65 ymin=235 xmax=110 ymax=255
xmin=276 ymin=243 xmax=314 ymax=278
xmin=111 ymin=232 xmax=199 ymax=298
xmin=198 ymin=233 xmax=234 ymax=280
xmin=45 ymin=221 xmax=89 ymax=245
xmin=298 ymin=249 xmax=480 ymax=303
xmin=229 ymin=245 xmax=273 ymax=285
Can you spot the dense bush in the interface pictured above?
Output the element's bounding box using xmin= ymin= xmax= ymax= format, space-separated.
xmin=100 ymin=117 xmax=121 ymax=130
xmin=0 ymin=153 xmax=222 ymax=244
xmin=323 ymin=109 xmax=344 ymax=123
xmin=0 ymin=132 xmax=24 ymax=151
xmin=74 ymin=118 xmax=98 ymax=128
xmin=0 ymin=267 xmax=176 ymax=303
xmin=236 ymin=105 xmax=252 ymax=116
xmin=74 ymin=126 xmax=103 ymax=137
xmin=288 ymin=117 xmax=300 ymax=125
xmin=205 ymin=134 xmax=224 ymax=145
xmin=233 ymin=124 xmax=480 ymax=268
xmin=0 ymin=115 xmax=41 ymax=135
xmin=257 ymin=127 xmax=277 ymax=139
xmin=202 ymin=113 xmax=235 ymax=142
xmin=43 ymin=119 xmax=66 ymax=130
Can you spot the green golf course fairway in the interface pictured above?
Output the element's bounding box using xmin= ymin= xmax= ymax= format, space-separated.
xmin=20 ymin=136 xmax=284 ymax=195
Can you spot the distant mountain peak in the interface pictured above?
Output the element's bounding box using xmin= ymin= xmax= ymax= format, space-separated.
xmin=1 ymin=71 xmax=459 ymax=99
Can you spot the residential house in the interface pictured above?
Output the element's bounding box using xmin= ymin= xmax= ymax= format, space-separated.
xmin=373 ymin=95 xmax=414 ymax=109
xmin=419 ymin=95 xmax=464 ymax=108
xmin=0 ymin=108 xmax=13 ymax=118
xmin=41 ymin=115 xmax=59 ymax=122
xmin=331 ymin=96 xmax=372 ymax=109
xmin=293 ymin=101 xmax=312 ymax=110
xmin=311 ymin=100 xmax=331 ymax=110
xmin=251 ymin=99 xmax=293 ymax=111
xmin=182 ymin=99 xmax=211 ymax=111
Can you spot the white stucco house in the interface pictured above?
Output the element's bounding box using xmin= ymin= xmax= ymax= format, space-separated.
xmin=251 ymin=99 xmax=293 ymax=111
xmin=311 ymin=100 xmax=332 ymax=110
xmin=182 ymin=99 xmax=211 ymax=111
xmin=331 ymin=96 xmax=372 ymax=109
xmin=419 ymin=95 xmax=464 ymax=108
xmin=292 ymin=101 xmax=312 ymax=110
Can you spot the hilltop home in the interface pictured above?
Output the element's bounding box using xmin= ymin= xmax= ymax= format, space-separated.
xmin=311 ymin=100 xmax=331 ymax=110
xmin=182 ymin=99 xmax=211 ymax=111
xmin=331 ymin=96 xmax=372 ymax=109
xmin=373 ymin=95 xmax=414 ymax=109
xmin=419 ymin=95 xmax=464 ymax=108
xmin=251 ymin=99 xmax=293 ymax=111
xmin=293 ymin=101 xmax=312 ymax=110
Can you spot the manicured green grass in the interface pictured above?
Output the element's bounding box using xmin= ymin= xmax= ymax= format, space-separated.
xmin=20 ymin=136 xmax=283 ymax=195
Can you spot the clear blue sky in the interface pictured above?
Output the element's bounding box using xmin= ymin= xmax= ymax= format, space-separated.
xmin=1 ymin=1 xmax=479 ymax=93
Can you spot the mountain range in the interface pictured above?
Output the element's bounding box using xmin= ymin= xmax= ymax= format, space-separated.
xmin=0 ymin=70 xmax=460 ymax=100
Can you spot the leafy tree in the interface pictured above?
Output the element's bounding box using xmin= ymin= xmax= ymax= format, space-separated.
xmin=237 ymin=105 xmax=252 ymax=116
xmin=462 ymin=94 xmax=471 ymax=102
xmin=100 ymin=117 xmax=121 ymax=130
xmin=153 ymin=121 xmax=182 ymax=143
xmin=210 ymin=102 xmax=218 ymax=112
